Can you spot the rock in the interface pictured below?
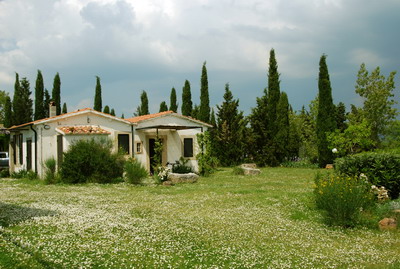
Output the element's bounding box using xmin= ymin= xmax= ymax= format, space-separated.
xmin=378 ymin=218 xmax=397 ymax=230
xmin=167 ymin=173 xmax=199 ymax=184
xmin=241 ymin=163 xmax=257 ymax=169
xmin=162 ymin=180 xmax=174 ymax=186
xmin=325 ymin=164 xmax=334 ymax=169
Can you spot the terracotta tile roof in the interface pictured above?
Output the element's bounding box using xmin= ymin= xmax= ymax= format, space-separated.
xmin=9 ymin=108 xmax=130 ymax=130
xmin=57 ymin=126 xmax=110 ymax=135
xmin=126 ymin=111 xmax=174 ymax=123
xmin=126 ymin=111 xmax=213 ymax=127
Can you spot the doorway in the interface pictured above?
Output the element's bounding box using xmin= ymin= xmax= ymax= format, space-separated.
xmin=26 ymin=139 xmax=32 ymax=171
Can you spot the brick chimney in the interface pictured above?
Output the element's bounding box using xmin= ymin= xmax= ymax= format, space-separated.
xmin=49 ymin=101 xmax=57 ymax=117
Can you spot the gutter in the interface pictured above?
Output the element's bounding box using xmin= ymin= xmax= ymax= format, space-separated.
xmin=30 ymin=124 xmax=37 ymax=174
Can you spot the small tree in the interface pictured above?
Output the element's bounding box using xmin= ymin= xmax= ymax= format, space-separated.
xmin=94 ymin=76 xmax=102 ymax=112
xmin=62 ymin=103 xmax=67 ymax=114
xmin=135 ymin=90 xmax=149 ymax=116
xmin=34 ymin=70 xmax=45 ymax=120
xmin=103 ymin=105 xmax=110 ymax=114
xmin=159 ymin=101 xmax=168 ymax=112
xmin=169 ymin=87 xmax=178 ymax=112
xmin=110 ymin=108 xmax=115 ymax=116
xmin=196 ymin=131 xmax=218 ymax=176
xmin=199 ymin=62 xmax=210 ymax=123
xmin=181 ymin=80 xmax=192 ymax=116
xmin=52 ymin=73 xmax=61 ymax=115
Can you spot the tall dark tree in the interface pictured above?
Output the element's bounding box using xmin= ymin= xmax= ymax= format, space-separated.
xmin=52 ymin=73 xmax=61 ymax=115
xmin=62 ymin=102 xmax=67 ymax=114
xmin=103 ymin=105 xmax=110 ymax=114
xmin=199 ymin=62 xmax=210 ymax=123
xmin=110 ymin=108 xmax=115 ymax=116
xmin=94 ymin=76 xmax=102 ymax=112
xmin=316 ymin=54 xmax=337 ymax=167
xmin=335 ymin=102 xmax=347 ymax=132
xmin=215 ymin=83 xmax=246 ymax=166
xmin=44 ymin=89 xmax=51 ymax=118
xmin=275 ymin=92 xmax=290 ymax=163
xmin=169 ymin=87 xmax=178 ymax=112
xmin=248 ymin=88 xmax=269 ymax=166
xmin=4 ymin=95 xmax=12 ymax=128
xmin=266 ymin=49 xmax=281 ymax=137
xmin=192 ymin=104 xmax=200 ymax=120
xmin=121 ymin=113 xmax=125 ymax=119
xmin=181 ymin=80 xmax=192 ymax=116
xmin=13 ymin=77 xmax=33 ymax=125
xmin=135 ymin=90 xmax=149 ymax=116
xmin=34 ymin=70 xmax=45 ymax=120
xmin=159 ymin=101 xmax=168 ymax=112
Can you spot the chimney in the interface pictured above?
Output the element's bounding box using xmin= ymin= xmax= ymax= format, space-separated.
xmin=49 ymin=101 xmax=57 ymax=117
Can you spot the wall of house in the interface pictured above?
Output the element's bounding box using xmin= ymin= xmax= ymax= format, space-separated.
xmin=133 ymin=115 xmax=207 ymax=173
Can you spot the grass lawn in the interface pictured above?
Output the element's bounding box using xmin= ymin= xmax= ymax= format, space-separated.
xmin=1 ymin=167 xmax=399 ymax=268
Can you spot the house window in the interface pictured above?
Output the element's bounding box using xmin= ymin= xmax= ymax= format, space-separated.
xmin=18 ymin=134 xmax=23 ymax=165
xmin=118 ymin=134 xmax=130 ymax=154
xmin=136 ymin=142 xmax=142 ymax=154
xmin=183 ymin=138 xmax=193 ymax=158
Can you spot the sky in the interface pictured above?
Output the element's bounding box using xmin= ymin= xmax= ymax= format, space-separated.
xmin=0 ymin=0 xmax=399 ymax=117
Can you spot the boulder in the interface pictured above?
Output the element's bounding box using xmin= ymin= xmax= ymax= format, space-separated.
xmin=325 ymin=164 xmax=334 ymax=169
xmin=240 ymin=164 xmax=261 ymax=175
xmin=167 ymin=173 xmax=199 ymax=184
xmin=378 ymin=218 xmax=397 ymax=230
xmin=162 ymin=180 xmax=174 ymax=186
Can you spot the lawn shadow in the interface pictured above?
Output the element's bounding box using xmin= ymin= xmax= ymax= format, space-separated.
xmin=0 ymin=202 xmax=57 ymax=227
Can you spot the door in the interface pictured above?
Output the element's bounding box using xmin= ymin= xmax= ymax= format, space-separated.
xmin=57 ymin=135 xmax=63 ymax=167
xmin=149 ymin=138 xmax=156 ymax=174
xmin=26 ymin=140 xmax=32 ymax=171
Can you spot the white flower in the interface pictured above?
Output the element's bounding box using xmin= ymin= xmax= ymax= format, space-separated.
xmin=332 ymin=148 xmax=338 ymax=154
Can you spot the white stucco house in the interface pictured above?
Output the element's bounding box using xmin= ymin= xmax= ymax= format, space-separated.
xmin=8 ymin=106 xmax=212 ymax=177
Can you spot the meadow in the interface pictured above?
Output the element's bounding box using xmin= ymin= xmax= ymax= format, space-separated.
xmin=1 ymin=168 xmax=399 ymax=268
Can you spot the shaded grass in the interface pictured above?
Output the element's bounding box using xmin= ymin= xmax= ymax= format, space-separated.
xmin=0 ymin=167 xmax=399 ymax=268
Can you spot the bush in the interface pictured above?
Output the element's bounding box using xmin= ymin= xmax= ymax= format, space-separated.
xmin=124 ymin=158 xmax=148 ymax=184
xmin=60 ymin=139 xmax=124 ymax=184
xmin=172 ymin=157 xmax=193 ymax=174
xmin=10 ymin=169 xmax=37 ymax=180
xmin=232 ymin=166 xmax=245 ymax=175
xmin=314 ymin=172 xmax=374 ymax=227
xmin=44 ymin=157 xmax=58 ymax=184
xmin=0 ymin=169 xmax=10 ymax=178
xmin=334 ymin=152 xmax=400 ymax=199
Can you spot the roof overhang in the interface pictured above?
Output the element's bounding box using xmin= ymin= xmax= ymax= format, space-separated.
xmin=135 ymin=125 xmax=204 ymax=131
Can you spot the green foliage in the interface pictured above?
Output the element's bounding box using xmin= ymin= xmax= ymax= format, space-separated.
xmin=199 ymin=62 xmax=210 ymax=123
xmin=44 ymin=89 xmax=51 ymax=118
xmin=159 ymin=101 xmax=168 ymax=112
xmin=381 ymin=120 xmax=400 ymax=149
xmin=62 ymin=102 xmax=67 ymax=114
xmin=355 ymin=63 xmax=398 ymax=144
xmin=52 ymin=73 xmax=61 ymax=115
xmin=60 ymin=139 xmax=124 ymax=184
xmin=3 ymin=95 xmax=12 ymax=128
xmin=314 ymin=172 xmax=374 ymax=227
xmin=327 ymin=119 xmax=375 ymax=156
xmin=12 ymin=74 xmax=33 ymax=126
xmin=172 ymin=157 xmax=193 ymax=174
xmin=0 ymin=169 xmax=10 ymax=178
xmin=334 ymin=152 xmax=400 ymax=199
xmin=94 ymin=76 xmax=102 ymax=112
xmin=335 ymin=102 xmax=347 ymax=132
xmin=281 ymin=160 xmax=319 ymax=169
xmin=181 ymin=80 xmax=192 ymax=116
xmin=124 ymin=158 xmax=148 ymax=184
xmin=215 ymin=83 xmax=246 ymax=166
xmin=34 ymin=70 xmax=45 ymax=120
xmin=136 ymin=90 xmax=149 ymax=116
xmin=11 ymin=170 xmax=37 ymax=180
xmin=169 ymin=87 xmax=178 ymax=112
xmin=152 ymin=138 xmax=163 ymax=175
xmin=103 ymin=105 xmax=110 ymax=114
xmin=110 ymin=108 xmax=115 ymax=116
xmin=266 ymin=49 xmax=281 ymax=140
xmin=0 ymin=90 xmax=9 ymax=124
xmin=196 ymin=131 xmax=218 ymax=176
xmin=232 ymin=166 xmax=245 ymax=175
xmin=275 ymin=92 xmax=290 ymax=163
xmin=44 ymin=157 xmax=58 ymax=184
xmin=316 ymin=54 xmax=337 ymax=167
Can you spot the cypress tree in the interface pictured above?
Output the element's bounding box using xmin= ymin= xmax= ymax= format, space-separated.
xmin=159 ymin=101 xmax=168 ymax=112
xmin=4 ymin=96 xmax=12 ymax=128
xmin=181 ymin=80 xmax=192 ymax=116
xmin=34 ymin=70 xmax=45 ymax=120
xmin=52 ymin=73 xmax=61 ymax=115
xmin=169 ymin=87 xmax=178 ymax=112
xmin=103 ymin=105 xmax=110 ymax=114
xmin=335 ymin=102 xmax=347 ymax=132
xmin=110 ymin=108 xmax=115 ymax=116
xmin=11 ymin=73 xmax=20 ymax=125
xmin=121 ymin=113 xmax=125 ymax=119
xmin=62 ymin=102 xmax=67 ymax=114
xmin=192 ymin=104 xmax=200 ymax=120
xmin=199 ymin=62 xmax=210 ymax=123
xmin=316 ymin=54 xmax=337 ymax=167
xmin=275 ymin=92 xmax=290 ymax=163
xmin=94 ymin=76 xmax=102 ymax=112
xmin=215 ymin=83 xmax=246 ymax=166
xmin=19 ymin=78 xmax=33 ymax=124
xmin=266 ymin=49 xmax=281 ymax=139
xmin=138 ymin=90 xmax=149 ymax=115
xmin=44 ymin=89 xmax=51 ymax=118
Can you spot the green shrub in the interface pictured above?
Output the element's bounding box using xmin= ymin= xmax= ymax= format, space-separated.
xmin=11 ymin=169 xmax=28 ymax=179
xmin=60 ymin=139 xmax=124 ymax=184
xmin=334 ymin=152 xmax=400 ymax=199
xmin=124 ymin=158 xmax=148 ymax=184
xmin=314 ymin=172 xmax=374 ymax=227
xmin=0 ymin=169 xmax=10 ymax=178
xmin=44 ymin=157 xmax=58 ymax=184
xmin=232 ymin=166 xmax=245 ymax=175
xmin=281 ymin=160 xmax=319 ymax=169
xmin=172 ymin=157 xmax=193 ymax=174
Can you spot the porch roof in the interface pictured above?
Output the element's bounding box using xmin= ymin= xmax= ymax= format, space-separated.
xmin=135 ymin=125 xmax=204 ymax=131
